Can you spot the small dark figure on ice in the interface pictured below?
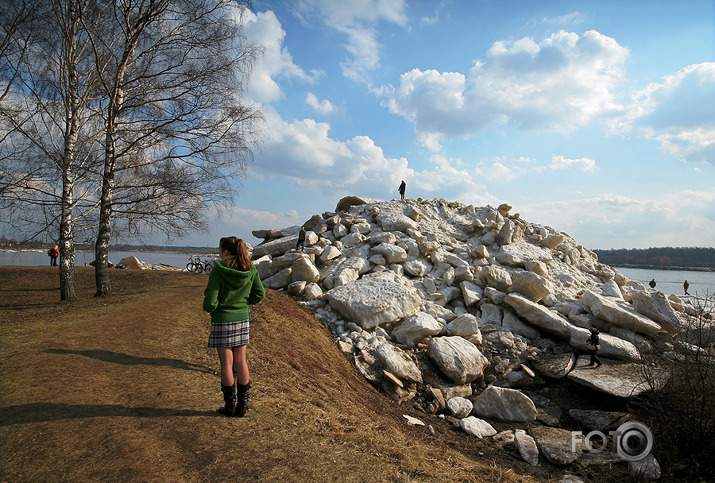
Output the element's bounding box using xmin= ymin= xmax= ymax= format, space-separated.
xmin=296 ymin=226 xmax=306 ymax=252
xmin=48 ymin=245 xmax=58 ymax=266
xmin=587 ymin=327 xmax=602 ymax=367
xmin=684 ymin=280 xmax=690 ymax=295
xmin=649 ymin=278 xmax=656 ymax=289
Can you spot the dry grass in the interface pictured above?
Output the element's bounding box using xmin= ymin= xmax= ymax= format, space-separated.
xmin=1 ymin=267 xmax=553 ymax=482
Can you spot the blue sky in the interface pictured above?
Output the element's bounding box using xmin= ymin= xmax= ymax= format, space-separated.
xmin=179 ymin=0 xmax=715 ymax=250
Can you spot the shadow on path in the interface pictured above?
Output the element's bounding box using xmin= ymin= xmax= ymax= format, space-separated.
xmin=44 ymin=349 xmax=212 ymax=374
xmin=0 ymin=403 xmax=217 ymax=426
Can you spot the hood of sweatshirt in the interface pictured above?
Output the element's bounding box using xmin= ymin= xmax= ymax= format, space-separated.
xmin=212 ymin=260 xmax=255 ymax=289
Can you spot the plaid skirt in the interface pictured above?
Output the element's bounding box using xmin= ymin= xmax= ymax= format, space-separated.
xmin=207 ymin=319 xmax=250 ymax=348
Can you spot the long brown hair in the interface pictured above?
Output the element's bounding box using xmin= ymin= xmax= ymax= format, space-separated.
xmin=219 ymin=236 xmax=252 ymax=271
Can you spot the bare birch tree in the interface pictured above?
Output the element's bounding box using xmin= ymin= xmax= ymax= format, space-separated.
xmin=1 ymin=0 xmax=104 ymax=300
xmin=1 ymin=0 xmax=262 ymax=299
xmin=84 ymin=0 xmax=262 ymax=296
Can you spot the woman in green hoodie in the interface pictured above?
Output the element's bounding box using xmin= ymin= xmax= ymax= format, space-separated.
xmin=203 ymin=237 xmax=265 ymax=417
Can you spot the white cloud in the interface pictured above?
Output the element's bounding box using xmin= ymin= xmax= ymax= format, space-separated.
xmin=527 ymin=11 xmax=585 ymax=28
xmin=306 ymin=92 xmax=338 ymax=115
xmin=420 ymin=13 xmax=439 ymax=25
xmin=546 ymin=155 xmax=598 ymax=173
xmin=294 ymin=0 xmax=406 ymax=26
xmin=656 ymin=127 xmax=715 ymax=164
xmin=519 ymin=189 xmax=715 ymax=249
xmin=474 ymin=161 xmax=525 ymax=182
xmin=410 ymin=155 xmax=485 ymax=194
xmin=292 ymin=0 xmax=407 ymax=82
xmin=419 ymin=0 xmax=447 ymax=26
xmin=253 ymin=109 xmax=500 ymax=202
xmin=226 ymin=206 xmax=300 ymax=233
xmin=668 ymin=188 xmax=715 ymax=208
xmin=243 ymin=10 xmax=320 ymax=103
xmin=339 ymin=25 xmax=381 ymax=80
xmin=616 ymin=63 xmax=715 ymax=165
xmin=256 ymin=108 xmax=412 ymax=197
xmin=175 ymin=204 xmax=302 ymax=246
xmin=382 ymin=30 xmax=628 ymax=150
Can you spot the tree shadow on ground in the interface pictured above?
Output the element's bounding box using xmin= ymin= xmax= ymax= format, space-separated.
xmin=0 ymin=287 xmax=59 ymax=292
xmin=0 ymin=403 xmax=217 ymax=426
xmin=44 ymin=349 xmax=212 ymax=374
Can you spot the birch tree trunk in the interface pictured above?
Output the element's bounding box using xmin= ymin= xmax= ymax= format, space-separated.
xmin=94 ymin=87 xmax=120 ymax=296
xmin=57 ymin=0 xmax=84 ymax=301
xmin=93 ymin=2 xmax=158 ymax=296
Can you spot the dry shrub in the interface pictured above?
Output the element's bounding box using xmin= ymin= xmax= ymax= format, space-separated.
xmin=634 ymin=295 xmax=715 ymax=480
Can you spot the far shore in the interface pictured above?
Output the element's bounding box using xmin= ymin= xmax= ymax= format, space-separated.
xmin=0 ymin=247 xmax=215 ymax=255
xmin=613 ymin=263 xmax=715 ymax=273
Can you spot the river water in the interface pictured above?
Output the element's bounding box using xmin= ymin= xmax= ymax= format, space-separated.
xmin=2 ymin=250 xmax=713 ymax=297
xmin=616 ymin=267 xmax=714 ymax=298
xmin=0 ymin=249 xmax=215 ymax=270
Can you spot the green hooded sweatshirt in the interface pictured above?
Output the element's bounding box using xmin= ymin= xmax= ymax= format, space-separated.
xmin=203 ymin=259 xmax=265 ymax=323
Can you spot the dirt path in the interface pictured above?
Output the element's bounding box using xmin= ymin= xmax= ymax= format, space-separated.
xmin=0 ymin=267 xmax=560 ymax=482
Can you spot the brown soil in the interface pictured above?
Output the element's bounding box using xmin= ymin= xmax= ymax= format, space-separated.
xmin=0 ymin=267 xmax=625 ymax=482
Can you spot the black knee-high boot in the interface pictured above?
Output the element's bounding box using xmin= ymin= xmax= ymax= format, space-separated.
xmin=218 ymin=383 xmax=236 ymax=416
xmin=235 ymin=382 xmax=251 ymax=417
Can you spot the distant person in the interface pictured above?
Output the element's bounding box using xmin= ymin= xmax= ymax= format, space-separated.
xmin=587 ymin=327 xmax=602 ymax=367
xmin=649 ymin=279 xmax=656 ymax=289
xmin=684 ymin=280 xmax=690 ymax=295
xmin=48 ymin=245 xmax=59 ymax=266
xmin=203 ymin=237 xmax=265 ymax=417
xmin=398 ymin=180 xmax=406 ymax=200
xmin=296 ymin=226 xmax=306 ymax=252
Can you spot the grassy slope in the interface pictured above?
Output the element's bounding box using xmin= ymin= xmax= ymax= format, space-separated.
xmin=0 ymin=267 xmax=549 ymax=482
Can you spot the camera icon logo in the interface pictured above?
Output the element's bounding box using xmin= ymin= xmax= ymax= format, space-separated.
xmin=571 ymin=420 xmax=653 ymax=462
xmin=613 ymin=421 xmax=653 ymax=462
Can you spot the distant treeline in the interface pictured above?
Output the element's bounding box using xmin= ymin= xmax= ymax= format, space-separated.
xmin=593 ymin=247 xmax=715 ymax=270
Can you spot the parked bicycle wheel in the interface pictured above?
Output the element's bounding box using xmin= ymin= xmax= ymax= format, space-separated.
xmin=186 ymin=257 xmax=204 ymax=273
xmin=203 ymin=260 xmax=213 ymax=274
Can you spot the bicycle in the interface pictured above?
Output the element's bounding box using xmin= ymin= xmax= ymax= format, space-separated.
xmin=187 ymin=256 xmax=207 ymax=273
xmin=186 ymin=256 xmax=215 ymax=274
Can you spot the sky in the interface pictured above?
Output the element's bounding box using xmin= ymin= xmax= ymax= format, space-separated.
xmin=177 ymin=0 xmax=715 ymax=251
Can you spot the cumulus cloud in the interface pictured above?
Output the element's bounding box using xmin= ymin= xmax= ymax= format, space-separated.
xmin=616 ymin=63 xmax=715 ymax=165
xmin=544 ymin=155 xmax=598 ymax=173
xmin=242 ymin=10 xmax=320 ymax=103
xmin=474 ymin=161 xmax=525 ymax=182
xmin=410 ymin=155 xmax=485 ymax=194
xmin=520 ymin=189 xmax=715 ymax=248
xmin=252 ymin=108 xmax=500 ymax=202
xmin=292 ymin=0 xmax=407 ymax=82
xmin=173 ymin=204 xmax=303 ymax=246
xmin=306 ymin=92 xmax=338 ymax=115
xmin=256 ymin=108 xmax=412 ymax=196
xmin=382 ymin=30 xmax=629 ymax=151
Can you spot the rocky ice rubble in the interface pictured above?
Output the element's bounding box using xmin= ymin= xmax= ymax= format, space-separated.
xmin=115 ymin=255 xmax=182 ymax=271
xmin=249 ymin=196 xmax=704 ymax=476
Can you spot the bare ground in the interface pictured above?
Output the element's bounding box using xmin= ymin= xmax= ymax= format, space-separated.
xmin=0 ymin=267 xmax=628 ymax=482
